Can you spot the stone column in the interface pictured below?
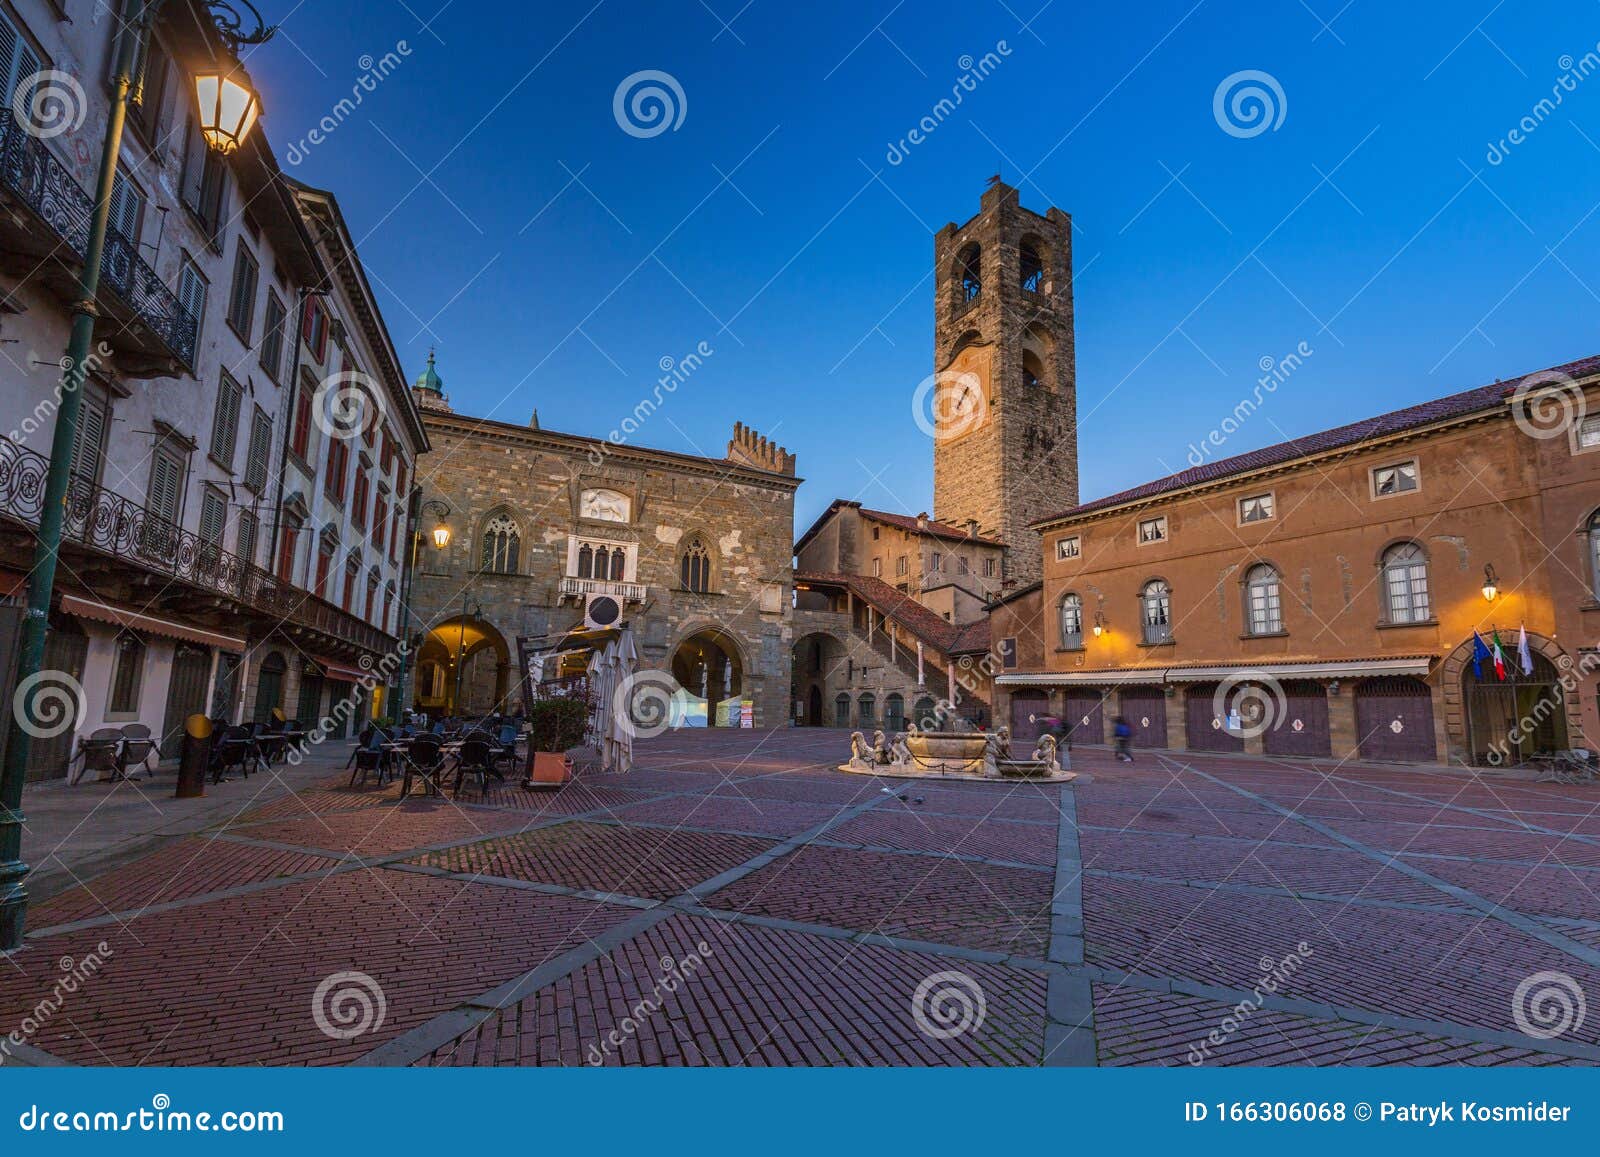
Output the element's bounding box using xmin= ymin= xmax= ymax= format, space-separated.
xmin=1327 ymin=681 xmax=1360 ymax=761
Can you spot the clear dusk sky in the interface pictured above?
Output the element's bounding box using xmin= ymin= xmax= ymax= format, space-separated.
xmin=249 ymin=0 xmax=1600 ymax=531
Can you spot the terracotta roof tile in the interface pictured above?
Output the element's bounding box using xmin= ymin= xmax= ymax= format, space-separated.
xmin=794 ymin=570 xmax=979 ymax=654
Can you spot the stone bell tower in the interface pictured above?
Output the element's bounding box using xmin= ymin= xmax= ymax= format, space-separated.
xmin=932 ymin=181 xmax=1077 ymax=587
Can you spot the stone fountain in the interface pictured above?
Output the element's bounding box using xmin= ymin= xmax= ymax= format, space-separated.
xmin=839 ymin=715 xmax=1075 ymax=782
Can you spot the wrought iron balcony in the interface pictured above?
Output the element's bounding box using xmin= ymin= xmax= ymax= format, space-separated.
xmin=0 ymin=435 xmax=393 ymax=656
xmin=0 ymin=112 xmax=197 ymax=372
xmin=559 ymin=575 xmax=647 ymax=603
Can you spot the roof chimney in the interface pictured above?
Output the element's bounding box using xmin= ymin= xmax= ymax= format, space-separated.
xmin=916 ymin=512 xmax=928 ymax=531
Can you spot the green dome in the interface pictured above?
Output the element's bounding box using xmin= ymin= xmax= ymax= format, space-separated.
xmin=413 ymin=348 xmax=444 ymax=395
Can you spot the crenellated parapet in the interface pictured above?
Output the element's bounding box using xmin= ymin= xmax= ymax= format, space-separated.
xmin=727 ymin=420 xmax=796 ymax=475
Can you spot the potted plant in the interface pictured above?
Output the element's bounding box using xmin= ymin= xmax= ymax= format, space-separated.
xmin=523 ymin=696 xmax=589 ymax=787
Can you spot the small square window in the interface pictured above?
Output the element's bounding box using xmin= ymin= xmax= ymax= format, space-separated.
xmin=1137 ymin=516 xmax=1167 ymax=545
xmin=1372 ymin=460 xmax=1419 ymax=497
xmin=1239 ymin=493 xmax=1274 ymax=524
xmin=1056 ymin=535 xmax=1081 ymax=561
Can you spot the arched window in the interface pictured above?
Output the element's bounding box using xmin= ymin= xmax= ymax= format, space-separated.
xmin=1019 ymin=239 xmax=1044 ymax=293
xmin=578 ymin=543 xmax=593 ymax=579
xmin=594 ymin=546 xmax=611 ymax=581
xmin=1141 ymin=579 xmax=1172 ymax=644
xmin=1245 ymin=564 xmax=1283 ymax=635
xmin=1060 ymin=592 xmax=1084 ymax=648
xmin=1589 ymin=511 xmax=1600 ymax=600
xmin=610 ymin=548 xmax=625 ymax=581
xmin=858 ymin=693 xmax=876 ymax=725
xmin=366 ymin=567 xmax=381 ymax=623
xmin=1381 ymin=543 xmax=1431 ymax=623
xmin=885 ymin=692 xmax=905 ymax=731
xmin=835 ymin=693 xmax=851 ymax=727
xmin=1022 ymin=348 xmax=1045 ymax=389
xmin=957 ymin=243 xmax=981 ymax=303
xmin=681 ymin=534 xmax=712 ymax=593
xmin=480 ymin=512 xmax=520 ymax=573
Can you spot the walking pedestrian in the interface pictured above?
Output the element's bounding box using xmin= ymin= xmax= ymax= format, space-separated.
xmin=1113 ymin=715 xmax=1134 ymax=763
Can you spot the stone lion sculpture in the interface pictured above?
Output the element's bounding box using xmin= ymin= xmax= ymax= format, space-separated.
xmin=848 ymin=731 xmax=873 ymax=769
xmin=872 ymin=729 xmax=890 ymax=764
xmin=1032 ymin=732 xmax=1062 ymax=772
xmin=889 ymin=731 xmax=912 ymax=767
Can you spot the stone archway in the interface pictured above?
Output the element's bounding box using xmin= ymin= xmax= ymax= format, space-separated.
xmin=791 ymin=629 xmax=851 ymax=727
xmin=1440 ymin=630 xmax=1582 ymax=766
xmin=421 ymin=615 xmax=512 ymax=717
xmin=669 ymin=625 xmax=746 ymax=727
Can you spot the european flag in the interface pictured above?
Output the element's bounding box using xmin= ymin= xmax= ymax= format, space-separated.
xmin=1471 ymin=631 xmax=1492 ymax=679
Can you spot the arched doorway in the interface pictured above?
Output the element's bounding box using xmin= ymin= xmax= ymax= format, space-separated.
xmin=1463 ymin=652 xmax=1569 ymax=765
xmin=671 ymin=628 xmax=744 ymax=727
xmin=253 ymin=651 xmax=287 ymax=724
xmin=420 ymin=616 xmax=511 ymax=717
xmin=807 ymin=685 xmax=823 ymax=727
xmin=790 ymin=631 xmax=848 ymax=727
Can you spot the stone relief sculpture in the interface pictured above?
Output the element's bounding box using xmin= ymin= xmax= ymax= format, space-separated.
xmin=580 ymin=488 xmax=630 ymax=523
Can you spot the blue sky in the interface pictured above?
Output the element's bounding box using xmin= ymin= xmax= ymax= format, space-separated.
xmin=251 ymin=0 xmax=1600 ymax=531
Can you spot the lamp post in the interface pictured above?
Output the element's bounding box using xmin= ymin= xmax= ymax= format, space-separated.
xmin=392 ymin=496 xmax=449 ymax=720
xmin=0 ymin=0 xmax=273 ymax=952
xmin=453 ymin=593 xmax=483 ymax=718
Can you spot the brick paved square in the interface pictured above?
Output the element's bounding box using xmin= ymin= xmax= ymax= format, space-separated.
xmin=221 ymin=800 xmax=535 ymax=857
xmin=606 ymin=792 xmax=850 ymax=839
xmin=402 ymin=821 xmax=775 ymax=900
xmin=707 ymin=844 xmax=1054 ymax=956
xmin=825 ymin=808 xmax=1058 ymax=866
xmin=415 ymin=913 xmax=1047 ymax=1066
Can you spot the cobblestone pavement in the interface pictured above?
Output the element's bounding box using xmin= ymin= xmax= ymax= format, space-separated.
xmin=2 ymin=730 xmax=1598 ymax=1067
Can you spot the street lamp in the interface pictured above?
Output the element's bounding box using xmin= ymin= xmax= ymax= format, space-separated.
xmin=1092 ymin=611 xmax=1108 ymax=638
xmin=391 ymin=497 xmax=450 ymax=722
xmin=431 ymin=517 xmax=452 ymax=550
xmin=1481 ymin=563 xmax=1500 ymax=603
xmin=193 ymin=67 xmax=262 ymax=154
xmin=453 ymin=594 xmax=484 ymax=718
xmin=0 ymin=0 xmax=274 ymax=952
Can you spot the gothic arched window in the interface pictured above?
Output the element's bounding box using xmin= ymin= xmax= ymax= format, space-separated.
xmin=1020 ymin=239 xmax=1045 ymax=293
xmin=1245 ymin=564 xmax=1282 ymax=635
xmin=681 ymin=535 xmax=712 ymax=593
xmin=578 ymin=543 xmax=593 ymax=579
xmin=1059 ymin=592 xmax=1083 ymax=648
xmin=1381 ymin=542 xmax=1431 ymax=623
xmin=957 ymin=243 xmax=981 ymax=303
xmin=480 ymin=512 xmax=521 ymax=574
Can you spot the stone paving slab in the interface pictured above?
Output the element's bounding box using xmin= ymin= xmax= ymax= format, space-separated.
xmin=414 ymin=912 xmax=1048 ymax=1066
xmin=824 ymin=809 xmax=1058 ymax=867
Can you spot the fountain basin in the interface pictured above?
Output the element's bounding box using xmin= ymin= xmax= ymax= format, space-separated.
xmin=904 ymin=732 xmax=988 ymax=775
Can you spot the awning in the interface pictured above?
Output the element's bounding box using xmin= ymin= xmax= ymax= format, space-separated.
xmin=0 ymin=567 xmax=27 ymax=598
xmin=997 ymin=670 xmax=1168 ymax=686
xmin=60 ymin=594 xmax=245 ymax=651
xmin=311 ymin=656 xmax=371 ymax=684
xmin=997 ymin=655 xmax=1435 ymax=687
xmin=1164 ymin=657 xmax=1434 ymax=681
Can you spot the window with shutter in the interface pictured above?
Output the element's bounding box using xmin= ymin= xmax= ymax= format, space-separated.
xmin=177 ymin=259 xmax=207 ymax=334
xmin=69 ymin=388 xmax=110 ymax=485
xmin=227 ymin=243 xmax=258 ymax=340
xmin=210 ymin=373 xmax=243 ymax=467
xmin=146 ymin=445 xmax=185 ymax=526
xmin=260 ymin=291 xmax=286 ymax=380
xmin=237 ymin=509 xmax=258 ymax=566
xmin=1 ymin=12 xmax=42 ymax=112
xmin=244 ymin=407 xmax=272 ymax=492
xmin=109 ymin=171 xmax=145 ymax=247
xmin=199 ymin=488 xmax=227 ymax=544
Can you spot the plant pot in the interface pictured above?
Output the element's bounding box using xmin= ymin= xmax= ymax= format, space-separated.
xmin=525 ymin=751 xmax=571 ymax=788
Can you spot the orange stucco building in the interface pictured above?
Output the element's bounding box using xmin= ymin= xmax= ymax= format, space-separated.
xmin=994 ymin=357 xmax=1600 ymax=767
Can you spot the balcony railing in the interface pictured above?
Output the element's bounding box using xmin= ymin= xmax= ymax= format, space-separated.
xmin=559 ymin=575 xmax=647 ymax=603
xmin=0 ymin=435 xmax=393 ymax=655
xmin=0 ymin=112 xmax=197 ymax=369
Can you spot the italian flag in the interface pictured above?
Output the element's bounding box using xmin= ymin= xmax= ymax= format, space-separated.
xmin=1491 ymin=629 xmax=1507 ymax=680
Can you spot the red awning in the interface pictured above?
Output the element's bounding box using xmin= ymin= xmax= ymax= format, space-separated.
xmin=313 ymin=656 xmax=371 ymax=684
xmin=60 ymin=594 xmax=246 ymax=651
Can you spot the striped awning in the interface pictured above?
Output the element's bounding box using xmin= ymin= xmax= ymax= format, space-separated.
xmin=60 ymin=594 xmax=245 ymax=651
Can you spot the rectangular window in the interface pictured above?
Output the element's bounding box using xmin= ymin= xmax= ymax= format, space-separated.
xmin=226 ymin=241 xmax=259 ymax=341
xmin=181 ymin=114 xmax=226 ymax=236
xmin=107 ymin=634 xmax=146 ymax=716
xmin=108 ymin=169 xmax=145 ymax=248
xmin=303 ymin=298 xmax=329 ymax=363
xmin=871 ymin=557 xmax=882 ymax=577
xmin=1137 ymin=516 xmax=1167 ymax=545
xmin=210 ymin=372 xmax=243 ymax=468
xmin=982 ymin=556 xmax=996 ymax=578
xmin=276 ymin=516 xmax=300 ymax=582
xmin=896 ymin=555 xmax=908 ymax=576
xmin=325 ymin=438 xmax=348 ymax=503
xmin=930 ymin=551 xmax=942 ymax=572
xmin=1577 ymin=414 xmax=1600 ymax=450
xmin=1371 ymin=460 xmax=1419 ymax=497
xmin=314 ymin=546 xmax=334 ymax=600
xmin=290 ymin=383 xmax=313 ymax=461
xmin=69 ymin=386 xmax=110 ymax=485
xmin=389 ymin=508 xmax=402 ymax=563
xmin=176 ymin=258 xmax=208 ymax=335
xmin=373 ymin=494 xmax=388 ymax=552
xmin=126 ymin=30 xmax=169 ymax=141
xmin=1239 ymin=493 xmax=1275 ymax=524
xmin=1 ymin=13 xmax=42 ymax=114
xmin=244 ymin=407 xmax=272 ymax=493
xmin=146 ymin=442 xmax=186 ymax=526
xmin=1055 ymin=536 xmax=1080 ymax=561
xmin=260 ymin=291 xmax=287 ymax=381
xmin=351 ymin=466 xmax=368 ymax=532
xmin=236 ymin=509 xmax=258 ymax=567
xmin=198 ymin=487 xmax=227 ymax=545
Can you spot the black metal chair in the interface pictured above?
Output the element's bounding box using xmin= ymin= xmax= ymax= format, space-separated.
xmin=453 ymin=734 xmax=500 ymax=798
xmin=254 ymin=721 xmax=288 ymax=767
xmin=69 ymin=728 xmax=125 ymax=785
xmin=211 ymin=724 xmax=255 ymax=782
xmin=348 ymin=725 xmax=391 ymax=787
xmin=400 ymin=733 xmax=447 ymax=798
xmin=117 ymin=723 xmax=158 ymax=780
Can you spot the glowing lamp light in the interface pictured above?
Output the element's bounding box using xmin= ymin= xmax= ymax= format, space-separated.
xmin=193 ymin=69 xmax=261 ymax=155
xmin=1092 ymin=612 xmax=1107 ymax=638
xmin=1481 ymin=563 xmax=1499 ymax=603
xmin=431 ymin=521 xmax=452 ymax=550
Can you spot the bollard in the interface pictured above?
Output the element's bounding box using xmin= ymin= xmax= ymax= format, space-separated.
xmin=175 ymin=713 xmax=212 ymax=799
